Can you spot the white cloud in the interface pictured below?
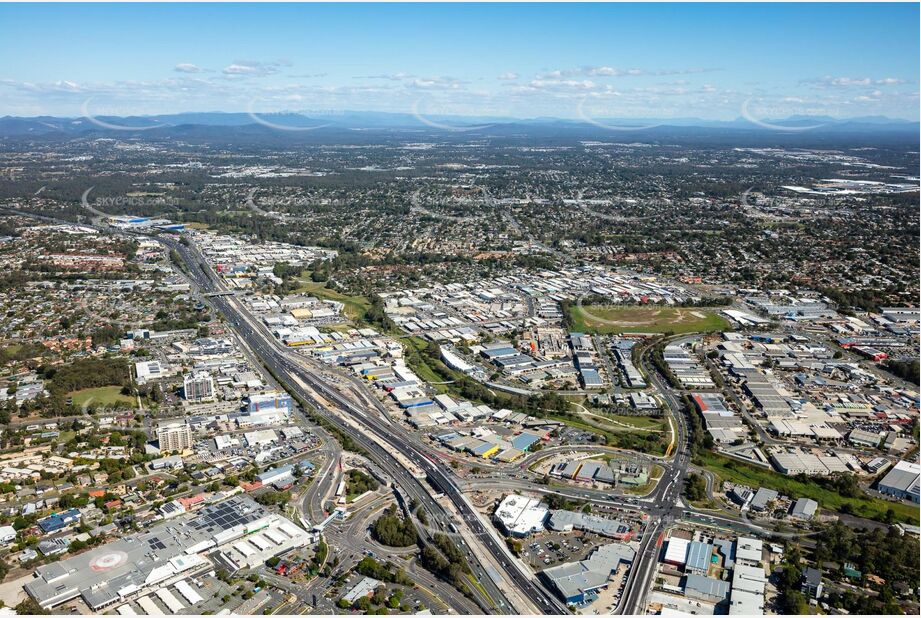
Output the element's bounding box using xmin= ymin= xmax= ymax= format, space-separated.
xmin=222 ymin=61 xmax=286 ymax=77
xmin=174 ymin=63 xmax=205 ymax=74
xmin=808 ymin=75 xmax=908 ymax=88
xmin=409 ymin=76 xmax=466 ymax=90
xmin=359 ymin=72 xmax=414 ymax=81
xmin=497 ymin=72 xmax=518 ymax=81
xmin=540 ymin=66 xmax=717 ymax=80
xmin=586 ymin=67 xmax=643 ymax=77
xmin=527 ymin=79 xmax=598 ymax=92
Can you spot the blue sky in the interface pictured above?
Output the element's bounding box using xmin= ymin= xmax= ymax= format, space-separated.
xmin=1 ymin=2 xmax=917 ymax=120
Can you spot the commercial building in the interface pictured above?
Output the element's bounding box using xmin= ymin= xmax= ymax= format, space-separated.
xmin=157 ymin=421 xmax=193 ymax=453
xmin=735 ymin=537 xmax=763 ymax=566
xmin=685 ymin=541 xmax=713 ymax=575
xmin=790 ymin=498 xmax=818 ymax=521
xmin=149 ymin=454 xmax=184 ymax=471
xmin=493 ymin=494 xmax=548 ymax=537
xmin=749 ymin=488 xmax=778 ymax=512
xmin=236 ymin=407 xmax=289 ymax=427
xmin=541 ymin=543 xmax=636 ymax=605
xmin=729 ymin=563 xmax=766 ymax=615
xmin=663 ymin=537 xmax=689 ymax=567
xmin=684 ymin=574 xmax=730 ymax=603
xmin=801 ymin=567 xmax=823 ymax=599
xmin=342 ymin=577 xmax=382 ymax=605
xmin=183 ymin=372 xmax=215 ymax=402
xmin=579 ymin=368 xmax=604 ymax=389
xmin=134 ymin=360 xmax=174 ymax=384
xmin=877 ymin=460 xmax=920 ymax=503
xmin=848 ymin=428 xmax=882 ymax=448
xmin=440 ymin=346 xmax=475 ymax=373
xmin=546 ymin=510 xmax=632 ymax=540
xmin=549 ymin=458 xmax=649 ymax=488
xmin=246 ymin=392 xmax=294 ymax=414
xmin=613 ymin=347 xmax=646 ymax=388
xmin=25 ymin=496 xmax=312 ymax=611
xmin=256 ymin=465 xmax=295 ymax=489
xmin=769 ymin=449 xmax=850 ymax=476
xmin=729 ymin=588 xmax=764 ymax=615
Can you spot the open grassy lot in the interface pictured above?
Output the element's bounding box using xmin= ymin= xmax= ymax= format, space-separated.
xmin=402 ymin=336 xmax=453 ymax=394
xmin=606 ymin=414 xmax=667 ymax=430
xmin=295 ymin=279 xmax=371 ymax=323
xmin=548 ymin=413 xmax=669 ymax=456
xmin=698 ymin=451 xmax=919 ymax=525
xmin=568 ymin=304 xmax=729 ymax=335
xmin=68 ymin=386 xmax=136 ymax=408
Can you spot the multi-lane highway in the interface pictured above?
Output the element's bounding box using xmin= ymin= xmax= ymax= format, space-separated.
xmin=163 ymin=236 xmax=566 ymax=615
xmin=1 ymin=207 xmax=695 ymax=615
xmin=612 ymin=338 xmax=693 ymax=614
xmin=1 ymin=206 xmax=709 ymax=616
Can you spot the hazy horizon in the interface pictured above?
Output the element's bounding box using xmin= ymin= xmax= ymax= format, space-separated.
xmin=1 ymin=3 xmax=918 ymax=122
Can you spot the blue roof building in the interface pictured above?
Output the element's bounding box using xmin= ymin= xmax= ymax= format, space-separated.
xmin=37 ymin=508 xmax=81 ymax=534
xmin=685 ymin=540 xmax=713 ymax=575
xmin=510 ymin=432 xmax=540 ymax=451
xmin=580 ymin=369 xmax=603 ymax=388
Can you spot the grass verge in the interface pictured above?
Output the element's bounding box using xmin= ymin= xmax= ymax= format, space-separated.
xmin=697 ymin=450 xmax=919 ymax=525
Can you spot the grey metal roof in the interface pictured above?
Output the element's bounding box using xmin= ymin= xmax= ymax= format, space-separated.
xmin=685 ymin=541 xmax=713 ymax=572
xmin=802 ymin=567 xmax=822 ymax=587
xmin=546 ymin=510 xmax=631 ymax=538
xmin=25 ymin=496 xmax=275 ymax=611
xmin=543 ymin=543 xmax=636 ymax=601
xmin=791 ymin=497 xmax=818 ymax=519
xmin=879 ymin=464 xmax=920 ymax=493
xmin=684 ymin=574 xmax=730 ymax=600
xmin=750 ymin=487 xmax=779 ymax=511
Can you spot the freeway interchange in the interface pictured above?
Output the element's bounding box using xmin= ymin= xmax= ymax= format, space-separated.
xmin=8 ymin=203 xmax=717 ymax=617
xmin=135 ymin=227 xmax=703 ymax=616
xmin=164 ymin=236 xmax=568 ymax=615
xmin=2 ymin=207 xmax=765 ymax=615
xmin=0 ymin=207 xmax=722 ymax=616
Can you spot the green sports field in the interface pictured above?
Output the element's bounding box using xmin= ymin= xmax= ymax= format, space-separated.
xmin=568 ymin=304 xmax=729 ymax=335
xmin=68 ymin=386 xmax=136 ymax=408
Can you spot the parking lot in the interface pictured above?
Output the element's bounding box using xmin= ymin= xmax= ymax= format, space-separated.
xmin=522 ymin=531 xmax=603 ymax=570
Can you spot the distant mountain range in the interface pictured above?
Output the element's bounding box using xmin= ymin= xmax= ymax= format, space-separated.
xmin=0 ymin=111 xmax=917 ymax=138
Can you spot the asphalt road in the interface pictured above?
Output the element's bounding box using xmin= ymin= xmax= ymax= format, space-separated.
xmin=164 ymin=237 xmax=565 ymax=616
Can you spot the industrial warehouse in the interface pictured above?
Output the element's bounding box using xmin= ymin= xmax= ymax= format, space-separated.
xmin=24 ymin=496 xmax=313 ymax=612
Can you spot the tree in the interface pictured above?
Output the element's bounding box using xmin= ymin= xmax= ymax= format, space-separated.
xmin=15 ymin=598 xmax=49 ymax=615
xmin=683 ymin=473 xmax=707 ymax=502
xmin=370 ymin=505 xmax=418 ymax=548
